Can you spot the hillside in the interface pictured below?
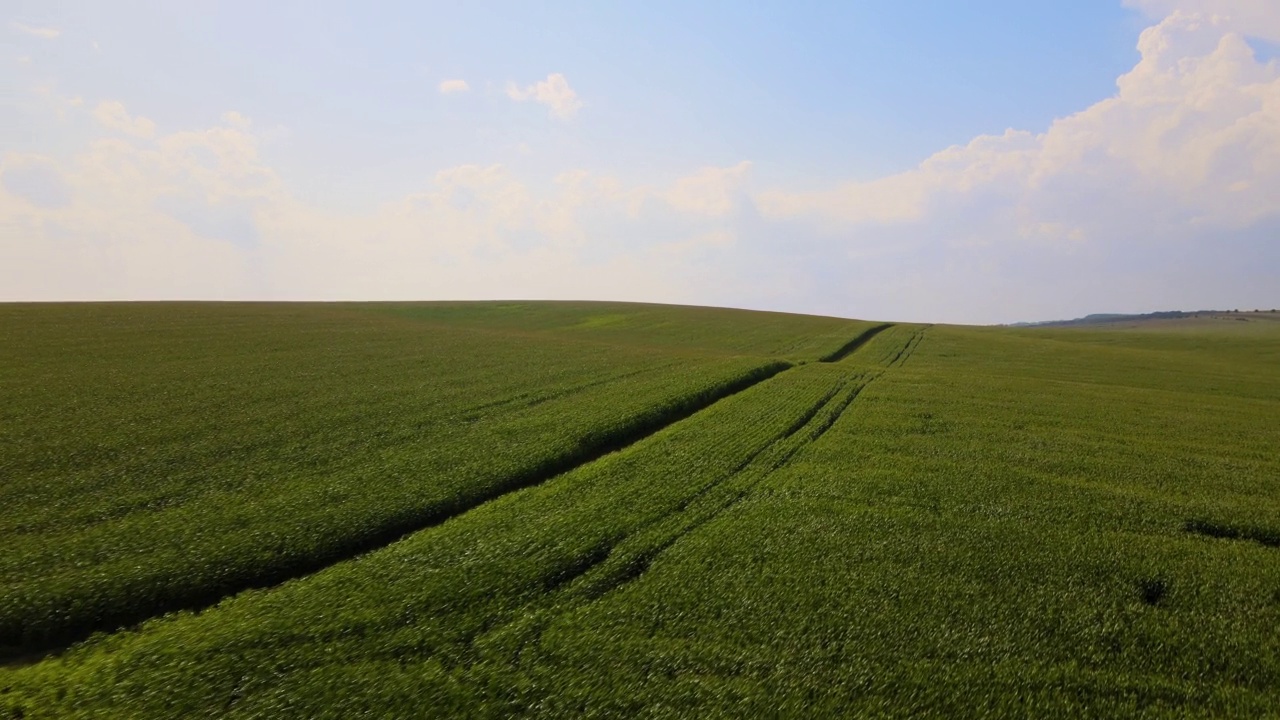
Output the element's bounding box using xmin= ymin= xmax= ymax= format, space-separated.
xmin=2 ymin=302 xmax=1279 ymax=717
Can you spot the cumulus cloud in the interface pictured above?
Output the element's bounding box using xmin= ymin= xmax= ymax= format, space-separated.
xmin=665 ymin=162 xmax=752 ymax=216
xmin=27 ymin=86 xmax=84 ymax=123
xmin=0 ymin=93 xmax=748 ymax=305
xmin=506 ymin=73 xmax=583 ymax=119
xmin=759 ymin=11 xmax=1280 ymax=244
xmin=92 ymin=101 xmax=157 ymax=139
xmin=742 ymin=8 xmax=1280 ymax=321
xmin=438 ymin=79 xmax=470 ymax=94
xmin=221 ymin=111 xmax=252 ymax=130
xmin=10 ymin=22 xmax=60 ymax=39
xmin=1125 ymin=0 xmax=1280 ymax=41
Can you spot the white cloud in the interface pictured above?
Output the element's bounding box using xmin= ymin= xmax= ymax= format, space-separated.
xmin=1125 ymin=0 xmax=1280 ymax=41
xmin=665 ymin=162 xmax=752 ymax=216
xmin=10 ymin=22 xmax=61 ymax=39
xmin=760 ymin=11 xmax=1280 ymax=234
xmin=92 ymin=101 xmax=157 ymax=139
xmin=0 ymin=98 xmax=748 ymax=305
xmin=756 ymin=168 xmax=933 ymax=226
xmin=438 ymin=79 xmax=470 ymax=94
xmin=506 ymin=73 xmax=583 ymax=119
xmin=221 ymin=111 xmax=252 ymax=130
xmin=751 ymin=9 xmax=1280 ymax=321
xmin=28 ymin=85 xmax=84 ymax=122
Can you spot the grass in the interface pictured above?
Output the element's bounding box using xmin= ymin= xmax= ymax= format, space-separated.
xmin=2 ymin=303 xmax=1278 ymax=717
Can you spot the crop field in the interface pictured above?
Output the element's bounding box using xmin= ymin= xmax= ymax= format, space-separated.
xmin=2 ymin=302 xmax=1279 ymax=717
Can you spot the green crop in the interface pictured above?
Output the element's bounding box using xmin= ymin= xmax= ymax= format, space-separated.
xmin=4 ymin=337 xmax=901 ymax=718
xmin=3 ymin=304 xmax=1278 ymax=718
xmin=0 ymin=302 xmax=873 ymax=654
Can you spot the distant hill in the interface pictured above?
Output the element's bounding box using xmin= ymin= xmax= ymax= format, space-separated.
xmin=1008 ymin=309 xmax=1279 ymax=327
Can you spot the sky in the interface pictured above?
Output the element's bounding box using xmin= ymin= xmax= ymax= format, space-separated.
xmin=2 ymin=0 xmax=1278 ymax=324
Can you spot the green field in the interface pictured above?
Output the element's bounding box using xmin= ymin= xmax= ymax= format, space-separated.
xmin=2 ymin=302 xmax=1279 ymax=717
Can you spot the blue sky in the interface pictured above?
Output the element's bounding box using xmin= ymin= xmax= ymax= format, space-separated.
xmin=3 ymin=0 xmax=1278 ymax=322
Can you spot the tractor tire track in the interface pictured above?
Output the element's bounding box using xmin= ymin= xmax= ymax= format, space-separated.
xmin=820 ymin=324 xmax=894 ymax=363
xmin=574 ymin=370 xmax=876 ymax=604
xmin=888 ymin=325 xmax=931 ymax=368
xmin=475 ymin=361 xmax=910 ymax=667
xmin=519 ymin=326 xmax=929 ymax=620
xmin=469 ymin=374 xmax=876 ymax=669
xmin=536 ymin=374 xmax=860 ymax=597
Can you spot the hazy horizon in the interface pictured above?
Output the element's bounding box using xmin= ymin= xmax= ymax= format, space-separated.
xmin=3 ymin=0 xmax=1278 ymax=324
